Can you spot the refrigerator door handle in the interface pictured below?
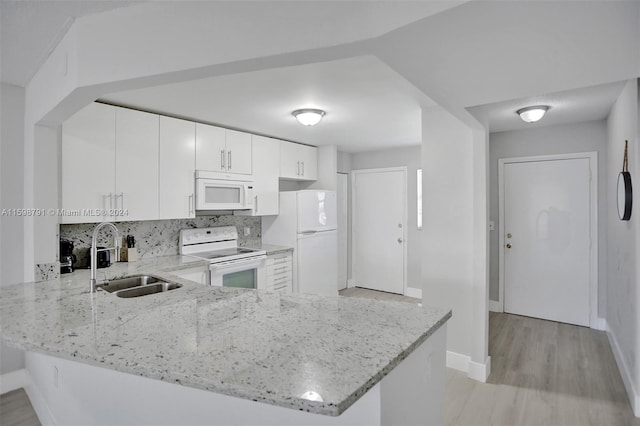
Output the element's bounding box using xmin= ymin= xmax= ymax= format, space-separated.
xmin=299 ymin=230 xmax=318 ymax=235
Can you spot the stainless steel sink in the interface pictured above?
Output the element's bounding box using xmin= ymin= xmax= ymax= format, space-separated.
xmin=115 ymin=282 xmax=182 ymax=298
xmin=99 ymin=275 xmax=161 ymax=293
xmin=98 ymin=275 xmax=182 ymax=298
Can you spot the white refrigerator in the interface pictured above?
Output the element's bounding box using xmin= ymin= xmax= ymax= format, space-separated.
xmin=262 ymin=190 xmax=338 ymax=297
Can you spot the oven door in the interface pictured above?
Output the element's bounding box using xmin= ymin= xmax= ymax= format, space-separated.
xmin=209 ymin=256 xmax=266 ymax=289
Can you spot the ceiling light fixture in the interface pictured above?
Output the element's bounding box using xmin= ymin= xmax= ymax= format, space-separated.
xmin=292 ymin=109 xmax=325 ymax=126
xmin=516 ymin=105 xmax=550 ymax=123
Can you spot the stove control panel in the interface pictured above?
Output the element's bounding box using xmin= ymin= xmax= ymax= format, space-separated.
xmin=179 ymin=226 xmax=239 ymax=247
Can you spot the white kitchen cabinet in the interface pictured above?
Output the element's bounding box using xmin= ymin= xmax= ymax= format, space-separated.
xmin=279 ymin=141 xmax=317 ymax=181
xmin=265 ymin=251 xmax=293 ymax=292
xmin=115 ymin=107 xmax=159 ymax=222
xmin=225 ymin=129 xmax=252 ymax=175
xmin=235 ymin=135 xmax=279 ymax=216
xmin=61 ymin=102 xmax=116 ymax=224
xmin=159 ymin=116 xmax=196 ymax=219
xmin=195 ymin=123 xmax=226 ymax=172
xmin=196 ymin=124 xmax=252 ymax=175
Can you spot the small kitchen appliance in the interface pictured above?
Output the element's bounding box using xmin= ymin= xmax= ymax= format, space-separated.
xmin=195 ymin=171 xmax=255 ymax=211
xmin=89 ymin=246 xmax=111 ymax=269
xmin=179 ymin=226 xmax=266 ymax=289
xmin=59 ymin=239 xmax=76 ymax=274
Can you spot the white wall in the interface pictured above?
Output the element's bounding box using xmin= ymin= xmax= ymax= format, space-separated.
xmin=0 ymin=83 xmax=26 ymax=374
xmin=421 ymin=106 xmax=476 ymax=362
xmin=606 ymin=78 xmax=639 ymax=416
xmin=489 ymin=121 xmax=608 ymax=317
xmin=351 ymin=146 xmax=422 ymax=292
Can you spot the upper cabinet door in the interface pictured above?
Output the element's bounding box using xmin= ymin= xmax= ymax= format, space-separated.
xmin=235 ymin=135 xmax=279 ymax=216
xmin=159 ymin=116 xmax=196 ymax=219
xmin=225 ymin=129 xmax=252 ymax=175
xmin=299 ymin=144 xmax=318 ymax=181
xmin=61 ymin=102 xmax=116 ymax=224
xmin=115 ymin=107 xmax=159 ymax=222
xmin=195 ymin=123 xmax=226 ymax=172
xmin=279 ymin=141 xmax=317 ymax=181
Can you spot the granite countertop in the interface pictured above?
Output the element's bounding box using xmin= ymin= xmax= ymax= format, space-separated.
xmin=248 ymin=243 xmax=294 ymax=255
xmin=0 ymin=255 xmax=451 ymax=416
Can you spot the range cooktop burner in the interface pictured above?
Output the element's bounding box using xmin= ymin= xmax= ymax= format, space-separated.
xmin=196 ymin=248 xmax=260 ymax=260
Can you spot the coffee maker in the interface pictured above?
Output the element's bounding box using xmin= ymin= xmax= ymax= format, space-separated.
xmin=60 ymin=239 xmax=76 ymax=274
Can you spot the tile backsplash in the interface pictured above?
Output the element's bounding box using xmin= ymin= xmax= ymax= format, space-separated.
xmin=60 ymin=215 xmax=261 ymax=268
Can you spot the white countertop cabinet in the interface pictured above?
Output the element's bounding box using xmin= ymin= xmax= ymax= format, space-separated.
xmin=159 ymin=116 xmax=196 ymax=219
xmin=280 ymin=141 xmax=317 ymax=181
xmin=196 ymin=123 xmax=252 ymax=175
xmin=265 ymin=251 xmax=293 ymax=292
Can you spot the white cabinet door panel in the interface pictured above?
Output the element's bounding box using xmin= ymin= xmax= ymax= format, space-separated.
xmin=225 ymin=130 xmax=252 ymax=175
xmin=61 ymin=102 xmax=116 ymax=224
xmin=159 ymin=116 xmax=195 ymax=219
xmin=115 ymin=107 xmax=159 ymax=222
xmin=195 ymin=123 xmax=226 ymax=172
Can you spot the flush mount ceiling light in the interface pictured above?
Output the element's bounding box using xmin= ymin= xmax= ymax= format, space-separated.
xmin=516 ymin=105 xmax=550 ymax=123
xmin=292 ymin=109 xmax=325 ymax=126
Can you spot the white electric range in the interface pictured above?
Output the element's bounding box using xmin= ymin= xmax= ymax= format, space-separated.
xmin=179 ymin=226 xmax=266 ymax=289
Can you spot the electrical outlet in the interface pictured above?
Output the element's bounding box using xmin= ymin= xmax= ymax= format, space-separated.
xmin=244 ymin=227 xmax=250 ymax=236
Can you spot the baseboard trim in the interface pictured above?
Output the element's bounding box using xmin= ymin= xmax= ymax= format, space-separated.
xmin=446 ymin=351 xmax=491 ymax=383
xmin=24 ymin=381 xmax=57 ymax=426
xmin=489 ymin=300 xmax=502 ymax=312
xmin=591 ymin=317 xmax=607 ymax=331
xmin=0 ymin=369 xmax=30 ymax=394
xmin=605 ymin=320 xmax=640 ymax=417
xmin=406 ymin=287 xmax=422 ymax=299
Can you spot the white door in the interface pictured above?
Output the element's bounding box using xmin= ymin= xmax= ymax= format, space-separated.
xmin=352 ymin=168 xmax=406 ymax=294
xmin=337 ymin=173 xmax=348 ymax=291
xmin=503 ymin=158 xmax=591 ymax=326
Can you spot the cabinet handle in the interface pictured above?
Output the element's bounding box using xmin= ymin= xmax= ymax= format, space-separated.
xmin=117 ymin=192 xmax=124 ymax=210
xmin=107 ymin=193 xmax=113 ymax=210
xmin=188 ymin=194 xmax=194 ymax=215
xmin=301 ymin=161 xmax=305 ymax=176
xmin=221 ymin=150 xmax=225 ymax=170
xmin=296 ymin=161 xmax=300 ymax=176
xmin=255 ymin=195 xmax=258 ymax=213
xmin=228 ymin=151 xmax=232 ymax=170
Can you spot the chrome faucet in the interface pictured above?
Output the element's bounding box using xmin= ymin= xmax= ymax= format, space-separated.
xmin=90 ymin=222 xmax=120 ymax=293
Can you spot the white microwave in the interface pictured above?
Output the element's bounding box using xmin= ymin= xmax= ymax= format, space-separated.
xmin=195 ymin=171 xmax=254 ymax=211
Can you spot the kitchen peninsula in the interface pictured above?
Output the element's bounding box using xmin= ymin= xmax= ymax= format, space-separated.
xmin=0 ymin=256 xmax=451 ymax=425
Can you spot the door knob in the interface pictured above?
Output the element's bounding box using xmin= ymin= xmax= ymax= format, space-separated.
xmin=397 ymin=238 xmax=403 ymax=243
xmin=506 ymin=243 xmax=512 ymax=249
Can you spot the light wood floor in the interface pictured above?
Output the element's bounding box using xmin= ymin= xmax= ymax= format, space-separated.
xmin=0 ymin=389 xmax=39 ymax=426
xmin=342 ymin=287 xmax=640 ymax=426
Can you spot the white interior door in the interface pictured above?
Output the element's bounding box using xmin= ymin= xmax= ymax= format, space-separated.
xmin=337 ymin=173 xmax=348 ymax=291
xmin=352 ymin=168 xmax=406 ymax=294
xmin=503 ymin=158 xmax=591 ymax=326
